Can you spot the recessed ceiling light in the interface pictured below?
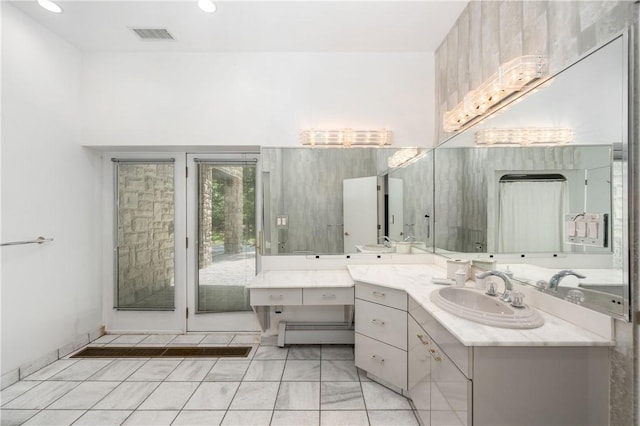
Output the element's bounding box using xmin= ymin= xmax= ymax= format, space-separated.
xmin=197 ymin=0 xmax=216 ymax=13
xmin=37 ymin=0 xmax=63 ymax=13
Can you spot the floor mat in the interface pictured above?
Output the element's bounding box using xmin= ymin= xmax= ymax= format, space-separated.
xmin=70 ymin=346 xmax=252 ymax=358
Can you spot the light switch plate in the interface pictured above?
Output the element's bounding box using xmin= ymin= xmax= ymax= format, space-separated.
xmin=565 ymin=213 xmax=608 ymax=247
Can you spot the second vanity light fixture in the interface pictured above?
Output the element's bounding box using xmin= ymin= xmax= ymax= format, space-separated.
xmin=444 ymin=55 xmax=547 ymax=132
xmin=475 ymin=128 xmax=575 ymax=145
xmin=300 ymin=129 xmax=393 ymax=147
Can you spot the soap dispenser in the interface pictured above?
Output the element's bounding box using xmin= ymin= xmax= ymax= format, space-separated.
xmin=455 ymin=268 xmax=466 ymax=287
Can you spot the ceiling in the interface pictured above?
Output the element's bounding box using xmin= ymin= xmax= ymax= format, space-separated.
xmin=9 ymin=0 xmax=468 ymax=52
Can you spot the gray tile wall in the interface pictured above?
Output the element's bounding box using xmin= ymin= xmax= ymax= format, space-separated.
xmin=434 ymin=2 xmax=638 ymax=423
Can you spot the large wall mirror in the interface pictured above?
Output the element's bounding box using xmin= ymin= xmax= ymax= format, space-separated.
xmin=261 ymin=147 xmax=434 ymax=256
xmin=434 ymin=31 xmax=631 ymax=320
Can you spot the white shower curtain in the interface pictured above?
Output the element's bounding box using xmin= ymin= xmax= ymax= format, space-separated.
xmin=498 ymin=180 xmax=567 ymax=252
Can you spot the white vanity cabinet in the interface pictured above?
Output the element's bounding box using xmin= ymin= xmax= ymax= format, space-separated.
xmin=407 ymin=297 xmax=609 ymax=426
xmin=354 ymin=282 xmax=408 ymax=391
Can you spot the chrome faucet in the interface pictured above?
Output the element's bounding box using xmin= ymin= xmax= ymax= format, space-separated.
xmin=378 ymin=236 xmax=392 ymax=248
xmin=477 ymin=270 xmax=513 ymax=303
xmin=403 ymin=235 xmax=416 ymax=242
xmin=548 ymin=270 xmax=586 ymax=291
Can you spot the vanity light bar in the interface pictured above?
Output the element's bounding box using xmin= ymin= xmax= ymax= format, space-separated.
xmin=388 ymin=148 xmax=420 ymax=168
xmin=475 ymin=128 xmax=575 ymax=145
xmin=444 ymin=55 xmax=547 ymax=132
xmin=300 ymin=129 xmax=393 ymax=147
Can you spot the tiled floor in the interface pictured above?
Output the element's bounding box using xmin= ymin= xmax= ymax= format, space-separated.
xmin=0 ymin=334 xmax=418 ymax=426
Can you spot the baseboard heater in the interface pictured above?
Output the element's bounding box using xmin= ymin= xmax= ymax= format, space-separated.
xmin=277 ymin=322 xmax=355 ymax=347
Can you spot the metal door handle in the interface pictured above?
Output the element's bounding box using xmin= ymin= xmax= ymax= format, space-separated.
xmin=417 ymin=334 xmax=430 ymax=345
xmin=371 ymin=354 xmax=385 ymax=364
xmin=370 ymin=319 xmax=385 ymax=326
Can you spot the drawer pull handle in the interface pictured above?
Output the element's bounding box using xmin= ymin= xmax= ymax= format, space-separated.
xmin=370 ymin=319 xmax=385 ymax=326
xmin=433 ymin=356 xmax=442 ymax=362
xmin=269 ymin=294 xmax=284 ymax=300
xmin=322 ymin=294 xmax=337 ymax=299
xmin=371 ymin=354 xmax=385 ymax=364
xmin=372 ymin=291 xmax=386 ymax=297
xmin=429 ymin=348 xmax=436 ymax=354
xmin=417 ymin=334 xmax=430 ymax=345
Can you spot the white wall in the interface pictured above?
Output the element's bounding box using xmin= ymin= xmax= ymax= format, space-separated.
xmin=1 ymin=4 xmax=103 ymax=378
xmin=81 ymin=52 xmax=434 ymax=148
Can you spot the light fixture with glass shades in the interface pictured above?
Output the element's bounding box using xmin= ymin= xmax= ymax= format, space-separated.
xmin=387 ymin=148 xmax=426 ymax=168
xmin=37 ymin=0 xmax=63 ymax=13
xmin=444 ymin=55 xmax=547 ymax=132
xmin=197 ymin=0 xmax=217 ymax=13
xmin=475 ymin=128 xmax=575 ymax=146
xmin=300 ymin=129 xmax=393 ymax=147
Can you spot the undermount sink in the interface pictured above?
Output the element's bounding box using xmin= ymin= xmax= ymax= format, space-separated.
xmin=357 ymin=244 xmax=395 ymax=253
xmin=430 ymin=287 xmax=544 ymax=329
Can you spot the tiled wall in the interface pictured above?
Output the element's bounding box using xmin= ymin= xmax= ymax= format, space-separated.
xmin=434 ymin=2 xmax=638 ymax=424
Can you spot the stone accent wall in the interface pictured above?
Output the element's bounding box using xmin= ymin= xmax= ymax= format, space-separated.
xmin=199 ymin=166 xmax=213 ymax=269
xmin=434 ymin=2 xmax=639 ymax=423
xmin=117 ymin=163 xmax=175 ymax=307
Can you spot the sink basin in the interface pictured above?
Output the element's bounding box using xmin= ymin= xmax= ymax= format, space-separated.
xmin=357 ymin=244 xmax=395 ymax=253
xmin=430 ymin=287 xmax=544 ymax=329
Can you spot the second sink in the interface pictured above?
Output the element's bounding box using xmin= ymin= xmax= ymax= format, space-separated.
xmin=430 ymin=287 xmax=544 ymax=329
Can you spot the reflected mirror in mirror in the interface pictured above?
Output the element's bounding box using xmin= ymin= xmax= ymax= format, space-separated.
xmin=261 ymin=147 xmax=434 ymax=255
xmin=433 ymin=32 xmax=629 ymax=320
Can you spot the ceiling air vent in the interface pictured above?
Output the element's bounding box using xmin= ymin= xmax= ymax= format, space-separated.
xmin=131 ymin=28 xmax=175 ymax=41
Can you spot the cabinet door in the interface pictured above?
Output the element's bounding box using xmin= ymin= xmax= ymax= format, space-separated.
xmin=408 ymin=316 xmax=431 ymax=425
xmin=430 ymin=342 xmax=471 ymax=426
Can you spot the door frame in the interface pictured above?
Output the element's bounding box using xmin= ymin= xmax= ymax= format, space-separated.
xmin=185 ymin=153 xmax=261 ymax=332
xmin=102 ymin=152 xmax=187 ymax=334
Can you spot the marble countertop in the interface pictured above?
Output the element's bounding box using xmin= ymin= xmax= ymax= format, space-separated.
xmin=247 ymin=269 xmax=353 ymax=289
xmin=347 ymin=264 xmax=614 ymax=348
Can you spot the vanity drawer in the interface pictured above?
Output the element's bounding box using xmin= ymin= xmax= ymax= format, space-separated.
xmin=250 ymin=288 xmax=302 ymax=305
xmin=355 ymin=333 xmax=407 ymax=390
xmin=355 ymin=282 xmax=407 ymax=310
xmin=409 ymin=296 xmax=471 ymax=378
xmin=355 ymin=299 xmax=407 ymax=350
xmin=303 ymin=287 xmax=354 ymax=305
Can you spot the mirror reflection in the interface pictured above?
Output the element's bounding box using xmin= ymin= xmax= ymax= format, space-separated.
xmin=433 ymin=33 xmax=629 ymax=320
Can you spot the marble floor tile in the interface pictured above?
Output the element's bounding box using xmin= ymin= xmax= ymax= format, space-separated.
xmin=183 ymin=382 xmax=240 ymax=410
xmin=205 ymin=360 xmax=250 ymax=382
xmin=321 ymin=360 xmax=359 ymax=381
xmin=49 ymin=360 xmax=113 ymax=381
xmin=201 ymin=334 xmax=235 ymax=345
xmin=320 ymin=382 xmax=365 ymax=410
xmin=122 ymin=410 xmax=178 ymax=425
xmin=73 ymin=410 xmax=133 ymax=425
xmin=287 ymin=345 xmax=321 ymax=360
xmin=320 ymin=410 xmax=369 ymax=426
xmin=139 ymin=335 xmax=177 ymax=345
xmin=48 ymin=381 xmax=119 ymax=409
xmin=137 ymin=382 xmax=199 ymax=410
xmin=282 ymin=360 xmax=321 ymax=381
xmin=88 ymin=360 xmax=146 ymax=381
xmin=172 ymin=410 xmax=226 ymax=425
xmin=93 ymin=382 xmax=159 ymax=410
xmin=229 ymin=334 xmax=260 ymax=345
xmin=126 ymin=359 xmax=181 ymax=381
xmin=361 ymin=382 xmax=411 ymax=410
xmin=0 ymin=381 xmax=40 ymax=405
xmin=22 ymin=409 xmax=85 ymax=425
xmin=253 ymin=346 xmax=289 ymax=360
xmin=3 ymin=381 xmax=80 ymax=409
xmin=22 ymin=360 xmax=78 ymax=381
xmin=220 ymin=410 xmax=272 ymax=426
xmin=166 ymin=360 xmax=215 ymax=381
xmin=110 ymin=335 xmax=147 ymax=345
xmin=275 ymin=381 xmax=320 ymax=410
xmin=170 ymin=335 xmax=206 ymax=345
xmin=271 ymin=410 xmax=320 ymax=426
xmin=357 ymin=368 xmax=371 ymax=382
xmin=91 ymin=335 xmax=120 ymax=344
xmin=243 ymin=360 xmax=285 ymax=381
xmin=228 ymin=382 xmax=279 ymax=410
xmin=368 ymin=410 xmax=419 ymax=426
xmin=321 ymin=345 xmax=354 ymax=360
xmin=0 ymin=409 xmax=38 ymax=426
